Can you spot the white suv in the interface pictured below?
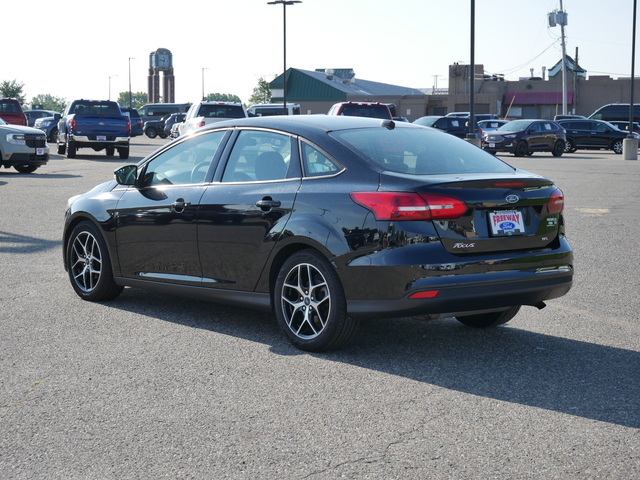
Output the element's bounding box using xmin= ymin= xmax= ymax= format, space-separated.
xmin=179 ymin=101 xmax=247 ymax=136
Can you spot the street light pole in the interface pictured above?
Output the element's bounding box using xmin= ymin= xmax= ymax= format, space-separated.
xmin=202 ymin=68 xmax=209 ymax=101
xmin=128 ymin=57 xmax=136 ymax=108
xmin=109 ymin=75 xmax=118 ymax=101
xmin=267 ymin=0 xmax=301 ymax=115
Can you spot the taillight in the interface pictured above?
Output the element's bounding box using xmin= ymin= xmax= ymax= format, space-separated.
xmin=547 ymin=188 xmax=564 ymax=214
xmin=197 ymin=120 xmax=205 ymax=128
xmin=126 ymin=119 xmax=131 ymax=133
xmin=70 ymin=118 xmax=76 ymax=130
xmin=350 ymin=192 xmax=467 ymax=221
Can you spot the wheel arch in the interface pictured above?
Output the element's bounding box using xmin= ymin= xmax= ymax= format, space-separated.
xmin=63 ymin=213 xmax=119 ymax=275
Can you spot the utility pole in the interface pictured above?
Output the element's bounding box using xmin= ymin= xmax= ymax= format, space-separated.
xmin=549 ymin=3 xmax=568 ymax=115
xmin=559 ymin=0 xmax=568 ymax=115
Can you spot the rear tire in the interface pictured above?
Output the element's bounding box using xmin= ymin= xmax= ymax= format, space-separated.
xmin=66 ymin=221 xmax=123 ymax=301
xmin=57 ymin=142 xmax=66 ymax=155
xmin=145 ymin=127 xmax=157 ymax=139
xmin=49 ymin=127 xmax=58 ymax=143
xmin=105 ymin=146 xmax=115 ymax=156
xmin=552 ymin=140 xmax=565 ymax=157
xmin=118 ymin=147 xmax=130 ymax=160
xmin=456 ymin=305 xmax=521 ymax=328
xmin=274 ymin=249 xmax=358 ymax=352
xmin=67 ymin=141 xmax=76 ymax=159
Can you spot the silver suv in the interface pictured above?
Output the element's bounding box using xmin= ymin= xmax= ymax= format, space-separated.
xmin=180 ymin=101 xmax=247 ymax=136
xmin=0 ymin=118 xmax=49 ymax=173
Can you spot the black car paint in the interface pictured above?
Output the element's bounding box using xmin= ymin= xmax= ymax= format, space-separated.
xmin=482 ymin=119 xmax=566 ymax=156
xmin=64 ymin=116 xmax=572 ymax=333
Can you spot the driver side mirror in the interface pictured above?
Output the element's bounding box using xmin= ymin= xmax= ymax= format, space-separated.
xmin=114 ymin=165 xmax=138 ymax=185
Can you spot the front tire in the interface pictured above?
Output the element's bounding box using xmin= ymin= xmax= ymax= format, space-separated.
xmin=105 ymin=146 xmax=115 ymax=156
xmin=274 ymin=249 xmax=358 ymax=352
xmin=14 ymin=165 xmax=38 ymax=173
xmin=564 ymin=138 xmax=577 ymax=153
xmin=66 ymin=221 xmax=123 ymax=301
xmin=514 ymin=141 xmax=528 ymax=157
xmin=612 ymin=139 xmax=623 ymax=154
xmin=456 ymin=305 xmax=521 ymax=328
xmin=145 ymin=127 xmax=158 ymax=139
xmin=118 ymin=146 xmax=130 ymax=160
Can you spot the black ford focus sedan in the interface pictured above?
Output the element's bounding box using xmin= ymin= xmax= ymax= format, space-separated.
xmin=63 ymin=116 xmax=573 ymax=352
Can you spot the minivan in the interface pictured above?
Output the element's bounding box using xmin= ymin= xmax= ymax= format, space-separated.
xmin=137 ymin=103 xmax=191 ymax=124
xmin=589 ymin=103 xmax=640 ymax=123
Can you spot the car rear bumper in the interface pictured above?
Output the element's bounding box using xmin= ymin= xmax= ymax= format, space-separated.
xmin=341 ymin=237 xmax=574 ymax=318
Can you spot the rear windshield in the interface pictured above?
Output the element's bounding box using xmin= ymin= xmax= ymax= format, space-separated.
xmin=339 ymin=104 xmax=390 ymax=119
xmin=330 ymin=125 xmax=515 ymax=175
xmin=72 ymin=102 xmax=121 ymax=116
xmin=198 ymin=104 xmax=245 ymax=118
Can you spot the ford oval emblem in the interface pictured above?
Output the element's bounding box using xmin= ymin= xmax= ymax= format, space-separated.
xmin=506 ymin=194 xmax=520 ymax=204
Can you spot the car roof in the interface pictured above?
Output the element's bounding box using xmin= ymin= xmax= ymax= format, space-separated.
xmin=201 ymin=114 xmax=411 ymax=135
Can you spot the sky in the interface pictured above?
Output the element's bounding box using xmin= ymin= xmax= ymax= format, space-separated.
xmin=3 ymin=0 xmax=638 ymax=106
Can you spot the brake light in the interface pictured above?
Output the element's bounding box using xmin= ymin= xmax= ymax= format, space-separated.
xmin=409 ymin=290 xmax=439 ymax=299
xmin=126 ymin=119 xmax=131 ymax=133
xmin=547 ymin=188 xmax=564 ymax=214
xmin=350 ymin=192 xmax=467 ymax=221
xmin=197 ymin=120 xmax=205 ymax=128
xmin=70 ymin=118 xmax=76 ymax=130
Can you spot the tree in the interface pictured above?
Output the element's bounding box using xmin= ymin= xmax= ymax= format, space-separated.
xmin=203 ymin=93 xmax=242 ymax=103
xmin=117 ymin=91 xmax=148 ymax=109
xmin=248 ymin=77 xmax=272 ymax=105
xmin=0 ymin=79 xmax=26 ymax=104
xmin=30 ymin=94 xmax=67 ymax=112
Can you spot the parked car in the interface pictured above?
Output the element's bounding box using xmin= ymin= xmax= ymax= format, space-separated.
xmin=247 ymin=103 xmax=301 ymax=116
xmin=56 ymin=100 xmax=131 ymax=159
xmin=446 ymin=112 xmax=498 ymax=122
xmin=327 ymin=102 xmax=392 ymax=120
xmin=24 ymin=109 xmax=58 ymax=127
xmin=413 ymin=115 xmax=477 ymax=138
xmin=0 ymin=98 xmax=27 ymax=126
xmin=0 ymin=117 xmax=49 ymax=173
xmin=165 ymin=112 xmax=186 ymax=137
xmin=63 ymin=115 xmax=573 ymax=352
xmin=607 ymin=120 xmax=640 ymax=135
xmin=144 ymin=114 xmax=171 ymax=139
xmin=553 ymin=114 xmax=585 ymax=121
xmin=477 ymin=119 xmax=509 ymax=134
xmin=589 ymin=103 xmax=640 ymax=123
xmin=556 ymin=119 xmax=628 ymax=154
xmin=482 ymin=119 xmax=566 ymax=156
xmin=180 ymin=101 xmax=248 ymax=136
xmin=137 ymin=103 xmax=191 ymax=124
xmin=120 ymin=107 xmax=143 ymax=137
xmin=34 ymin=113 xmax=62 ymax=142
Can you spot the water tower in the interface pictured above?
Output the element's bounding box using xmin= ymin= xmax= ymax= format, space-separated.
xmin=148 ymin=48 xmax=175 ymax=103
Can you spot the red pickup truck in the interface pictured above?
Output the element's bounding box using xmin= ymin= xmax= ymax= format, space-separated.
xmin=0 ymin=98 xmax=28 ymax=126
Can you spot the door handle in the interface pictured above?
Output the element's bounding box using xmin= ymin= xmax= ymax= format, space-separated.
xmin=171 ymin=199 xmax=191 ymax=213
xmin=256 ymin=198 xmax=281 ymax=211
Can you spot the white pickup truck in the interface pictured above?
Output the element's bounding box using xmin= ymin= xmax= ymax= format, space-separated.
xmin=179 ymin=101 xmax=248 ymax=136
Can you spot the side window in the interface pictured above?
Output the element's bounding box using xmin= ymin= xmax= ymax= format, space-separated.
xmin=141 ymin=130 xmax=226 ymax=187
xmin=301 ymin=142 xmax=342 ymax=177
xmin=222 ymin=130 xmax=292 ymax=182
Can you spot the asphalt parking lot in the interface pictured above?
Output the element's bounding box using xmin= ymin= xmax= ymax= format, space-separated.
xmin=1 ymin=137 xmax=639 ymax=479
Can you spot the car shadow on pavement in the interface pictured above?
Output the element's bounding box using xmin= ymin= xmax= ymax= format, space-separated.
xmin=0 ymin=231 xmax=60 ymax=254
xmin=107 ymin=289 xmax=640 ymax=430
